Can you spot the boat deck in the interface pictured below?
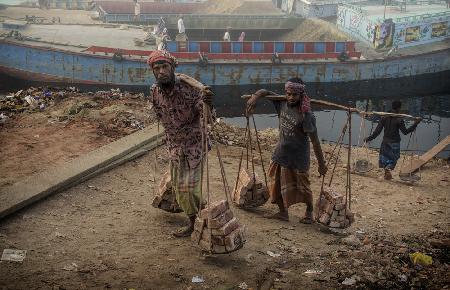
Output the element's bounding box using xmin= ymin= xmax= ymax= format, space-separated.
xmin=1 ymin=23 xmax=449 ymax=63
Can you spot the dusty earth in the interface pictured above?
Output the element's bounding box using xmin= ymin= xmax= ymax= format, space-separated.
xmin=0 ymin=87 xmax=155 ymax=187
xmin=0 ymin=89 xmax=449 ymax=289
xmin=0 ymin=7 xmax=100 ymax=24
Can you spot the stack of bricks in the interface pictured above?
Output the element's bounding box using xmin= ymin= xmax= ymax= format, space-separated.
xmin=233 ymin=168 xmax=269 ymax=208
xmin=191 ymin=200 xmax=245 ymax=253
xmin=315 ymin=186 xmax=354 ymax=228
xmin=151 ymin=172 xmax=182 ymax=213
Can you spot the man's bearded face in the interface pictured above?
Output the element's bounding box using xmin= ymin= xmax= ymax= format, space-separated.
xmin=152 ymin=61 xmax=175 ymax=85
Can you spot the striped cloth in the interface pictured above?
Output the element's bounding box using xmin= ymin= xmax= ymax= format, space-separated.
xmin=170 ymin=155 xmax=203 ymax=216
xmin=268 ymin=161 xmax=313 ymax=208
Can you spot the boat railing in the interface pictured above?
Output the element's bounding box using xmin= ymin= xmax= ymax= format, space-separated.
xmin=84 ymin=41 xmax=362 ymax=61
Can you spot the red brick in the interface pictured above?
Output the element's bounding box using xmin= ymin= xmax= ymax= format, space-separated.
xmin=207 ymin=209 xmax=234 ymax=229
xmin=211 ymin=217 xmax=239 ymax=236
xmin=200 ymin=200 xmax=229 ymax=219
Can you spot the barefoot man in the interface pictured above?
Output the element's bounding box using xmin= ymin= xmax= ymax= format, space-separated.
xmin=246 ymin=78 xmax=327 ymax=223
xmin=148 ymin=50 xmax=211 ymax=237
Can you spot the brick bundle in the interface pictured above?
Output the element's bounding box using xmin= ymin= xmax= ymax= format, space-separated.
xmin=233 ymin=168 xmax=269 ymax=208
xmin=192 ymin=200 xmax=245 ymax=253
xmin=151 ymin=172 xmax=182 ymax=213
xmin=315 ymin=186 xmax=354 ymax=228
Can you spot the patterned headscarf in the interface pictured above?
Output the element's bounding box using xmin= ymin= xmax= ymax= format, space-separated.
xmin=285 ymin=81 xmax=311 ymax=113
xmin=147 ymin=50 xmax=178 ymax=67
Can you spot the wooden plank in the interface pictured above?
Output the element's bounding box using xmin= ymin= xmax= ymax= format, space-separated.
xmin=0 ymin=126 xmax=163 ymax=220
xmin=400 ymin=135 xmax=450 ymax=175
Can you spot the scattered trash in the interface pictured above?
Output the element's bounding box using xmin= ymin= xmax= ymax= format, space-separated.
xmin=191 ymin=276 xmax=204 ymax=283
xmin=266 ymin=250 xmax=281 ymax=258
xmin=304 ymin=269 xmax=323 ymax=275
xmin=1 ymin=249 xmax=27 ymax=262
xmin=341 ymin=276 xmax=357 ymax=286
xmin=409 ymin=252 xmax=432 ymax=266
xmin=398 ymin=274 xmax=408 ymax=282
xmin=342 ymin=235 xmax=362 ymax=247
xmin=63 ymin=262 xmax=78 ymax=271
xmin=0 ymin=113 xmax=9 ymax=124
xmin=238 ymin=282 xmax=248 ymax=289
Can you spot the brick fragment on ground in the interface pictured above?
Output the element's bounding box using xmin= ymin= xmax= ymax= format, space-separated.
xmin=315 ymin=186 xmax=354 ymax=228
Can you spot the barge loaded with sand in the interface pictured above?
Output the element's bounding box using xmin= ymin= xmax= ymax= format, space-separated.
xmin=0 ymin=17 xmax=449 ymax=97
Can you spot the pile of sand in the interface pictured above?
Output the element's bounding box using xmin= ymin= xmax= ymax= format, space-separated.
xmin=198 ymin=0 xmax=281 ymax=14
xmin=276 ymin=18 xmax=351 ymax=41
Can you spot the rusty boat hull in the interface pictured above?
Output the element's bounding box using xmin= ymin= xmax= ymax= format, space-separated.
xmin=0 ymin=40 xmax=449 ymax=97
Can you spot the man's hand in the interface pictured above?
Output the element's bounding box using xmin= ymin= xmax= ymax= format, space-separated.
xmin=246 ymin=89 xmax=269 ymax=116
xmin=318 ymin=162 xmax=328 ymax=177
xmin=363 ymin=137 xmax=369 ymax=143
xmin=414 ymin=117 xmax=422 ymax=126
xmin=202 ymin=89 xmax=214 ymax=107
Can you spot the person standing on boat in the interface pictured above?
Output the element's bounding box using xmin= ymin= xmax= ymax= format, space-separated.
xmin=246 ymin=78 xmax=328 ymax=223
xmin=147 ymin=50 xmax=212 ymax=237
xmin=238 ymin=31 xmax=246 ymax=42
xmin=364 ymin=100 xmax=421 ymax=180
xmin=223 ymin=29 xmax=231 ymax=42
xmin=177 ymin=15 xmax=185 ymax=35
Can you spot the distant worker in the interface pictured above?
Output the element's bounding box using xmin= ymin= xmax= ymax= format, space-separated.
xmin=147 ymin=50 xmax=213 ymax=237
xmin=177 ymin=15 xmax=185 ymax=34
xmin=364 ymin=100 xmax=421 ymax=180
xmin=238 ymin=31 xmax=245 ymax=42
xmin=134 ymin=0 xmax=140 ymax=22
xmin=223 ymin=29 xmax=231 ymax=42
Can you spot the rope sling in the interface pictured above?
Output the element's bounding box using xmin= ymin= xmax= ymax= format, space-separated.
xmin=353 ymin=113 xmax=374 ymax=174
xmin=232 ymin=115 xmax=269 ymax=208
xmin=399 ymin=130 xmax=421 ymax=183
xmin=315 ymin=110 xmax=354 ymax=228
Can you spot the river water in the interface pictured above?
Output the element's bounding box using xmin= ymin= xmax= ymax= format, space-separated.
xmin=217 ymin=94 xmax=450 ymax=159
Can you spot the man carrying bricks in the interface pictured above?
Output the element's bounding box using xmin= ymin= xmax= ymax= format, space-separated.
xmin=364 ymin=100 xmax=421 ymax=180
xmin=148 ymin=50 xmax=212 ymax=237
xmin=246 ymin=78 xmax=327 ymax=223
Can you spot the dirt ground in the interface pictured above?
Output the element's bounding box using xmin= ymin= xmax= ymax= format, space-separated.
xmin=0 ymin=7 xmax=99 ymax=24
xmin=275 ymin=18 xmax=351 ymax=42
xmin=0 ymin=87 xmax=154 ymax=187
xmin=0 ymin=93 xmax=449 ymax=289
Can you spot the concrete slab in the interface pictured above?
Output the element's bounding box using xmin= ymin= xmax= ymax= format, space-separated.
xmin=0 ymin=125 xmax=163 ymax=220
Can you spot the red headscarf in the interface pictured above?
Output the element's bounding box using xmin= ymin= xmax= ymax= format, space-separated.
xmin=285 ymin=81 xmax=311 ymax=113
xmin=147 ymin=50 xmax=178 ymax=67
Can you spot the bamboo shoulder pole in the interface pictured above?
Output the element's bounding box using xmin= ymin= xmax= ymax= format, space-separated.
xmin=241 ymin=94 xmax=359 ymax=112
xmin=361 ymin=111 xmax=421 ymax=120
xmin=242 ymin=94 xmax=422 ymax=119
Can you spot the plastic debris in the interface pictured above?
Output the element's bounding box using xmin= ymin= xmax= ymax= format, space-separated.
xmin=304 ymin=269 xmax=323 ymax=275
xmin=191 ymin=276 xmax=204 ymax=283
xmin=266 ymin=250 xmax=281 ymax=257
xmin=63 ymin=262 xmax=78 ymax=271
xmin=409 ymin=252 xmax=432 ymax=266
xmin=1 ymin=249 xmax=27 ymax=262
xmin=238 ymin=282 xmax=248 ymax=289
xmin=342 ymin=276 xmax=357 ymax=285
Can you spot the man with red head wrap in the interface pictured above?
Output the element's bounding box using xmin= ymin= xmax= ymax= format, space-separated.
xmin=148 ymin=50 xmax=211 ymax=237
xmin=246 ymin=78 xmax=327 ymax=224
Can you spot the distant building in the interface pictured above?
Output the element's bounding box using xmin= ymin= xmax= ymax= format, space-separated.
xmin=337 ymin=3 xmax=450 ymax=49
xmin=279 ymin=0 xmax=365 ymax=18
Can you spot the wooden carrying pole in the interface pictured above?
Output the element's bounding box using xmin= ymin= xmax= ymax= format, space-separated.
xmin=241 ymin=94 xmax=359 ymax=112
xmin=241 ymin=95 xmax=421 ymax=119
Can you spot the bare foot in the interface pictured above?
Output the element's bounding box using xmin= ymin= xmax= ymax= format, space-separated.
xmin=299 ymin=216 xmax=314 ymax=224
xmin=264 ymin=211 xmax=289 ymax=221
xmin=384 ymin=168 xmax=392 ymax=180
xmin=172 ymin=225 xmax=194 ymax=238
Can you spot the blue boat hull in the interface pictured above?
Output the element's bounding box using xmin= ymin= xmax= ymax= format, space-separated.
xmin=1 ymin=40 xmax=449 ymax=97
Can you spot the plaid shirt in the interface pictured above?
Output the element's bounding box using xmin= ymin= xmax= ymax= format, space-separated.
xmin=150 ymin=77 xmax=205 ymax=169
